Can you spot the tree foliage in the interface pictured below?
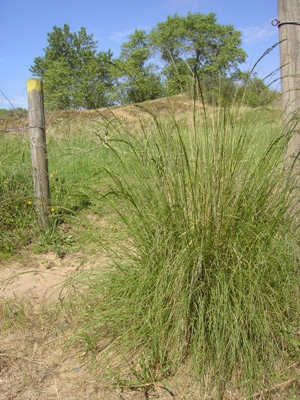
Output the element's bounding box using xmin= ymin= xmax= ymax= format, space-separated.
xmin=112 ymin=29 xmax=164 ymax=104
xmin=30 ymin=24 xmax=114 ymax=110
xmin=150 ymin=12 xmax=247 ymax=95
xmin=29 ymin=15 xmax=276 ymax=110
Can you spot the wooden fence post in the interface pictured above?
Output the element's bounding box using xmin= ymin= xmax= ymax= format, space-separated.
xmin=278 ymin=0 xmax=300 ymax=165
xmin=277 ymin=0 xmax=300 ymax=223
xmin=27 ymin=78 xmax=50 ymax=227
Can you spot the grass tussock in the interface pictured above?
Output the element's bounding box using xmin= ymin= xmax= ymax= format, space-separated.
xmin=70 ymin=104 xmax=300 ymax=395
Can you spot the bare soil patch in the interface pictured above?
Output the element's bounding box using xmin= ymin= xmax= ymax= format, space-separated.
xmin=0 ymin=251 xmax=121 ymax=400
xmin=0 ymin=251 xmax=201 ymax=399
xmin=1 ymin=251 xmax=85 ymax=304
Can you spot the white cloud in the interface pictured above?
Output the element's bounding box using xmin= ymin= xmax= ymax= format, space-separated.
xmin=242 ymin=25 xmax=277 ymax=44
xmin=108 ymin=29 xmax=135 ymax=43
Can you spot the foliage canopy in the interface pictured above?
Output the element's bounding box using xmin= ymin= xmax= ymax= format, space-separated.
xmin=29 ymin=14 xmax=276 ymax=109
xmin=150 ymin=12 xmax=247 ymax=94
xmin=30 ymin=24 xmax=114 ymax=110
xmin=111 ymin=29 xmax=164 ymax=104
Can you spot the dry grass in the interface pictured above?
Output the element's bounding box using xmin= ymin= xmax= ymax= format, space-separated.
xmin=0 ymin=94 xmax=202 ymax=134
xmin=0 ymin=250 xmax=199 ymax=400
xmin=1 ymin=290 xmax=299 ymax=399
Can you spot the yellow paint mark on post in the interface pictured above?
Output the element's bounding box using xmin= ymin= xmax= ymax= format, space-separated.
xmin=27 ymin=79 xmax=43 ymax=97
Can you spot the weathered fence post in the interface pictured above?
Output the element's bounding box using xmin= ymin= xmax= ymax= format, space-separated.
xmin=278 ymin=0 xmax=300 ymax=165
xmin=27 ymin=78 xmax=50 ymax=227
xmin=278 ymin=0 xmax=300 ymax=222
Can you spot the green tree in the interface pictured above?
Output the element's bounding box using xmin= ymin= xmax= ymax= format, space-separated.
xmin=237 ymin=74 xmax=277 ymax=107
xmin=30 ymin=24 xmax=114 ymax=110
xmin=73 ymin=50 xmax=115 ymax=109
xmin=150 ymin=12 xmax=247 ymax=95
xmin=113 ymin=29 xmax=164 ymax=104
xmin=42 ymin=60 xmax=73 ymax=109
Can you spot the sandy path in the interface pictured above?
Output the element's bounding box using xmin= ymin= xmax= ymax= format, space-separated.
xmin=0 ymin=252 xmax=86 ymax=304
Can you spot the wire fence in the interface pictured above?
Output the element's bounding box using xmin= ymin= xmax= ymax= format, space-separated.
xmin=0 ymin=125 xmax=29 ymax=133
xmin=0 ymin=88 xmax=29 ymax=133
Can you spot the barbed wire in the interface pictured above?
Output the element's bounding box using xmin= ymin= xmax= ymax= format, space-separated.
xmin=1 ymin=88 xmax=27 ymax=105
xmin=0 ymin=88 xmax=28 ymax=133
xmin=0 ymin=126 xmax=30 ymax=133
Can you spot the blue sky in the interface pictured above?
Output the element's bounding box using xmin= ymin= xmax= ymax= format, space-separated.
xmin=0 ymin=0 xmax=280 ymax=109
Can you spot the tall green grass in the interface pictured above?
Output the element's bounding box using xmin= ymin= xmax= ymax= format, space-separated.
xmin=0 ymin=133 xmax=34 ymax=256
xmin=71 ymin=104 xmax=300 ymax=395
xmin=0 ymin=124 xmax=109 ymax=258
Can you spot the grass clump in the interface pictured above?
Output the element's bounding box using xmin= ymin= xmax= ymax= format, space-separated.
xmin=72 ymin=105 xmax=300 ymax=395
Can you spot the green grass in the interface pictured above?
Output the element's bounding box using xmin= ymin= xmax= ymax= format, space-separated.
xmin=0 ymin=119 xmax=112 ymax=257
xmin=67 ymin=104 xmax=300 ymax=396
xmin=0 ymin=132 xmax=34 ymax=256
xmin=1 ymin=100 xmax=300 ymax=397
